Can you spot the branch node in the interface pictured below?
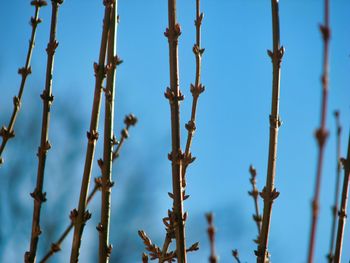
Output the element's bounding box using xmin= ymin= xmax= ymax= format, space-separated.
xmin=319 ymin=24 xmax=331 ymax=41
xmin=46 ymin=40 xmax=59 ymax=55
xmin=30 ymin=188 xmax=47 ymax=203
xmin=269 ymin=115 xmax=282 ymax=128
xmin=87 ymin=130 xmax=99 ymax=143
xmin=190 ymin=83 xmax=205 ymax=98
xmin=315 ymin=128 xmax=329 ymax=147
xmin=18 ymin=66 xmax=32 ymax=77
xmin=0 ymin=126 xmax=15 ymax=140
xmin=40 ymin=90 xmax=54 ymax=105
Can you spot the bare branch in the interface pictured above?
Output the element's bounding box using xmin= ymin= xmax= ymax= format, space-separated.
xmin=307 ymin=0 xmax=330 ymax=262
xmin=334 ymin=132 xmax=350 ymax=262
xmin=0 ymin=0 xmax=47 ymax=165
xmin=25 ymin=1 xmax=63 ymax=262
xmin=256 ymin=0 xmax=284 ymax=262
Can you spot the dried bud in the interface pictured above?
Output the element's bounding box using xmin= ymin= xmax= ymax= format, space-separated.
xmin=124 ymin=114 xmax=137 ymax=127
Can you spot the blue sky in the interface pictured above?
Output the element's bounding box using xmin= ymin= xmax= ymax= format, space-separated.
xmin=0 ymin=1 xmax=349 ymax=262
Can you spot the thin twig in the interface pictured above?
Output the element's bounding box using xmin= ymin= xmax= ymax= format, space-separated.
xmin=206 ymin=213 xmax=217 ymax=263
xmin=248 ymin=165 xmax=262 ymax=240
xmin=25 ymin=1 xmax=63 ymax=262
xmin=142 ymin=253 xmax=149 ymax=263
xmin=307 ymin=0 xmax=330 ymax=262
xmin=39 ymin=115 xmax=136 ymax=263
xmin=327 ymin=111 xmax=342 ymax=263
xmin=182 ymin=0 xmax=205 ymax=188
xmin=333 ymin=132 xmax=350 ymax=262
xmin=256 ymin=0 xmax=284 ymax=262
xmin=0 ymin=0 xmax=47 ymax=165
xmin=232 ymin=249 xmax=241 ymax=263
xmin=39 ymin=178 xmax=102 ymax=263
xmin=164 ymin=0 xmax=187 ymax=261
xmin=99 ymin=2 xmax=119 ymax=262
xmin=70 ymin=2 xmax=113 ymax=262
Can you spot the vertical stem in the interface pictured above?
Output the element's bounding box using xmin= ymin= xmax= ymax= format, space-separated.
xmin=99 ymin=1 xmax=118 ymax=262
xmin=40 ymin=115 xmax=136 ymax=263
xmin=0 ymin=0 xmax=47 ymax=165
xmin=307 ymin=0 xmax=330 ymax=262
xmin=25 ymin=1 xmax=63 ymax=262
xmin=206 ymin=213 xmax=217 ymax=263
xmin=182 ymin=0 xmax=205 ymax=187
xmin=333 ymin=132 xmax=350 ymax=263
xmin=70 ymin=2 xmax=112 ymax=262
xmin=249 ymin=165 xmax=262 ymax=236
xmin=327 ymin=111 xmax=342 ymax=262
xmin=165 ymin=0 xmax=187 ymax=261
xmin=256 ymin=0 xmax=284 ymax=262
xmin=39 ymin=182 xmax=100 ymax=263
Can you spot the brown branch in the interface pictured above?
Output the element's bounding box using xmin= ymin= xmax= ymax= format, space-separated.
xmin=69 ymin=2 xmax=113 ymax=262
xmin=164 ymin=0 xmax=187 ymax=261
xmin=182 ymin=0 xmax=205 ymax=188
xmin=138 ymin=230 xmax=162 ymax=260
xmin=99 ymin=2 xmax=119 ymax=262
xmin=333 ymin=132 xmax=350 ymax=262
xmin=24 ymin=1 xmax=63 ymax=262
xmin=206 ymin=213 xmax=217 ymax=263
xmin=0 ymin=0 xmax=47 ymax=165
xmin=39 ymin=115 xmax=136 ymax=262
xmin=39 ymin=178 xmax=102 ymax=263
xmin=248 ymin=165 xmax=262 ymax=240
xmin=307 ymin=0 xmax=330 ymax=262
xmin=327 ymin=111 xmax=342 ymax=263
xmin=256 ymin=0 xmax=284 ymax=262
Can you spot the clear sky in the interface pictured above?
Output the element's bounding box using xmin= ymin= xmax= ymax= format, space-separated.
xmin=0 ymin=1 xmax=349 ymax=262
